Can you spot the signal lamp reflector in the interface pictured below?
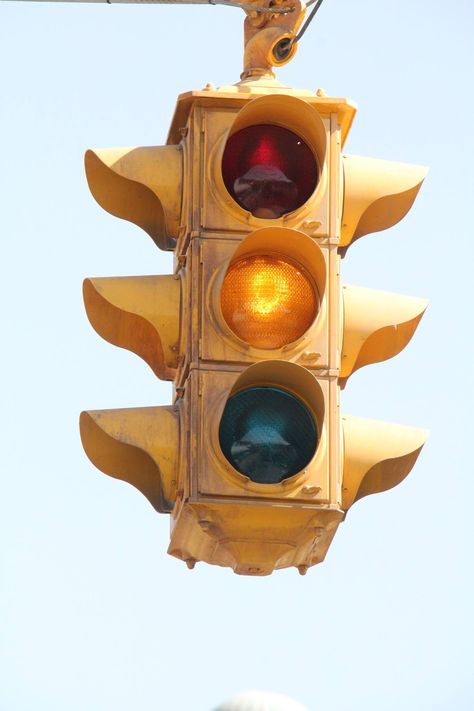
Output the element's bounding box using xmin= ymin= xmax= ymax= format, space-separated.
xmin=222 ymin=124 xmax=318 ymax=218
xmin=219 ymin=386 xmax=318 ymax=484
xmin=221 ymin=255 xmax=318 ymax=349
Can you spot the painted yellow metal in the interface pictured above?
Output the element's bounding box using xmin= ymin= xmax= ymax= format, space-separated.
xmin=200 ymin=227 xmax=332 ymax=370
xmin=340 ymin=285 xmax=428 ymax=383
xmin=341 ymin=155 xmax=428 ymax=248
xmin=79 ymin=407 xmax=179 ymax=514
xmin=200 ymin=93 xmax=330 ymax=237
xmin=187 ymin=366 xmax=332 ymax=503
xmin=229 ymin=360 xmax=325 ymax=423
xmin=342 ymin=417 xmax=428 ymax=511
xmin=242 ymin=0 xmax=306 ymax=79
xmin=81 ymin=78 xmax=429 ymax=575
xmin=84 ymin=146 xmax=183 ymax=251
xmin=169 ymin=502 xmax=344 ymax=576
xmin=166 ymin=83 xmax=357 ymax=150
xmin=83 ymin=275 xmax=181 ymax=381
xmin=228 ymin=92 xmax=327 ymax=169
xmin=227 ymin=227 xmax=326 ymax=284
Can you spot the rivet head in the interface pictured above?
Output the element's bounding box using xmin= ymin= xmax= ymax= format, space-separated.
xmin=302 ymin=219 xmax=322 ymax=235
xmin=302 ymin=485 xmax=321 ymax=496
xmin=300 ymin=351 xmax=321 ymax=363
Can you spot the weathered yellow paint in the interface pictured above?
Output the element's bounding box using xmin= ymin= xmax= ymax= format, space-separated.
xmin=84 ymin=145 xmax=182 ymax=251
xmin=242 ymin=0 xmax=306 ymax=79
xmin=199 ymin=92 xmax=331 ymax=238
xmin=341 ymin=155 xmax=428 ymax=248
xmin=229 ymin=93 xmax=327 ymax=170
xmin=169 ymin=502 xmax=344 ymax=576
xmin=83 ymin=274 xmax=181 ymax=381
xmin=229 ymin=360 xmax=325 ymax=431
xmin=166 ymin=84 xmax=357 ymax=150
xmin=340 ymin=285 xmax=428 ymax=384
xmin=81 ymin=79 xmax=429 ymax=575
xmin=79 ymin=406 xmax=179 ymax=514
xmin=342 ymin=417 xmax=428 ymax=511
xmin=193 ymin=363 xmax=331 ymax=503
xmin=200 ymin=227 xmax=332 ymax=371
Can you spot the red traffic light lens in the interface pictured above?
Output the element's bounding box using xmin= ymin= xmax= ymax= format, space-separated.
xmin=222 ymin=125 xmax=318 ymax=218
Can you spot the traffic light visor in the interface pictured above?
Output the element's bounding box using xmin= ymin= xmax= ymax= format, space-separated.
xmin=84 ymin=145 xmax=182 ymax=250
xmin=341 ymin=155 xmax=428 ymax=248
xmin=219 ymin=386 xmax=318 ymax=484
xmin=220 ymin=94 xmax=327 ymax=219
xmin=219 ymin=226 xmax=325 ymax=351
xmin=217 ymin=360 xmax=324 ymax=485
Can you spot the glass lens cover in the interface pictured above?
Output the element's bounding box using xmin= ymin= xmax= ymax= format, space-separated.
xmin=222 ymin=124 xmax=318 ymax=218
xmin=219 ymin=386 xmax=318 ymax=484
xmin=221 ymin=254 xmax=318 ymax=349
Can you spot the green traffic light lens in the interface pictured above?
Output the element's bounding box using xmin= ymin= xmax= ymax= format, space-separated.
xmin=218 ymin=386 xmax=318 ymax=484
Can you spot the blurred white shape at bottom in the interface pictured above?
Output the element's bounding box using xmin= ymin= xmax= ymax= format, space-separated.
xmin=214 ymin=690 xmax=308 ymax=711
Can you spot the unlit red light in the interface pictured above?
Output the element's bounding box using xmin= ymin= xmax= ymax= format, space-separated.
xmin=221 ymin=124 xmax=318 ymax=218
xmin=221 ymin=255 xmax=318 ymax=349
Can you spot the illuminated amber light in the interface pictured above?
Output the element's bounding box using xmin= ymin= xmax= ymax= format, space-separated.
xmin=221 ymin=255 xmax=318 ymax=349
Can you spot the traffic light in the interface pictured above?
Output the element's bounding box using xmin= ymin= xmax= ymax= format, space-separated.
xmin=80 ymin=82 xmax=428 ymax=576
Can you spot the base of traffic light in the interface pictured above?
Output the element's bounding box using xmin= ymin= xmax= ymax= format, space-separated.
xmin=168 ymin=500 xmax=344 ymax=576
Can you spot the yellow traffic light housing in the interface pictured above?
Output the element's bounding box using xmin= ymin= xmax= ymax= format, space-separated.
xmin=83 ymin=275 xmax=181 ymax=380
xmin=341 ymin=155 xmax=427 ymax=249
xmin=80 ymin=406 xmax=179 ymax=514
xmin=242 ymin=0 xmax=306 ymax=79
xmin=341 ymin=417 xmax=428 ymax=512
xmin=199 ymin=226 xmax=330 ymax=368
xmin=80 ymin=74 xmax=428 ymax=576
xmin=85 ymin=145 xmax=183 ymax=250
xmin=340 ymin=285 xmax=428 ymax=386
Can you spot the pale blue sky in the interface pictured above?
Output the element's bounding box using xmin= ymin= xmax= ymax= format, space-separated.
xmin=0 ymin=1 xmax=473 ymax=709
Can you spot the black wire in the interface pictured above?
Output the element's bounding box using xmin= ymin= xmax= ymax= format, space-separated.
xmin=293 ymin=0 xmax=325 ymax=44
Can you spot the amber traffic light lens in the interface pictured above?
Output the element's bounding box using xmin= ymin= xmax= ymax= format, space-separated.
xmin=221 ymin=255 xmax=319 ymax=349
xmin=221 ymin=124 xmax=318 ymax=218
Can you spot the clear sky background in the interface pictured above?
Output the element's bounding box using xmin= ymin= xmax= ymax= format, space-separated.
xmin=0 ymin=1 xmax=473 ymax=709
